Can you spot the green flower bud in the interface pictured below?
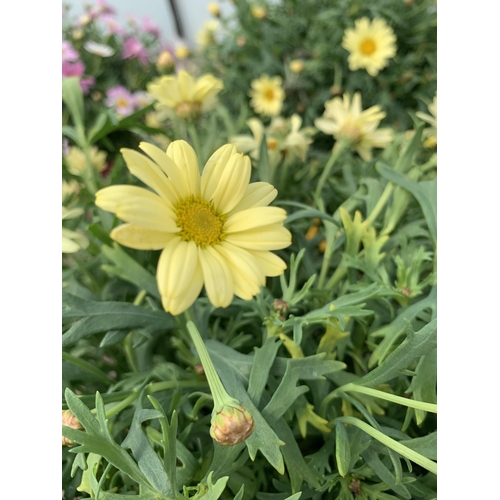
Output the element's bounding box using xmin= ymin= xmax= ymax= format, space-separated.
xmin=210 ymin=405 xmax=254 ymax=446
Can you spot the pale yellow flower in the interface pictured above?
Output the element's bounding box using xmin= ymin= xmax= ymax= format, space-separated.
xmin=249 ymin=75 xmax=285 ymax=117
xmin=289 ymin=60 xmax=305 ymax=74
xmin=315 ymin=93 xmax=393 ymax=161
xmin=251 ymin=6 xmax=267 ymax=19
xmin=197 ymin=21 xmax=219 ymax=48
xmin=62 ymin=179 xmax=80 ymax=202
xmin=65 ymin=146 xmax=107 ymax=176
xmin=342 ymin=17 xmax=397 ymax=77
xmin=156 ymin=51 xmax=175 ymax=72
xmin=95 ymin=141 xmax=291 ymax=315
xmin=62 ymin=206 xmax=89 ymax=253
xmin=147 ymin=71 xmax=223 ymax=119
xmin=416 ymin=93 xmax=437 ymax=147
xmin=230 ymin=114 xmax=315 ymax=164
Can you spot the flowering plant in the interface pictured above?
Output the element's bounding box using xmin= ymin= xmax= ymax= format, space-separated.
xmin=62 ymin=1 xmax=437 ymax=499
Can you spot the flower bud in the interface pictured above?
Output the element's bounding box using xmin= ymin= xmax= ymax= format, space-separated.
xmin=289 ymin=60 xmax=304 ymax=74
xmin=251 ymin=6 xmax=267 ymax=19
xmin=156 ymin=51 xmax=175 ymax=72
xmin=62 ymin=410 xmax=82 ymax=446
xmin=208 ymin=2 xmax=221 ymax=17
xmin=175 ymin=45 xmax=190 ymax=60
xmin=210 ymin=405 xmax=254 ymax=446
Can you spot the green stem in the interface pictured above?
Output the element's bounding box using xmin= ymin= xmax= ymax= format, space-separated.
xmin=314 ymin=141 xmax=348 ymax=199
xmin=123 ymin=290 xmax=148 ymax=373
xmin=185 ymin=320 xmax=238 ymax=410
xmin=187 ymin=123 xmax=203 ymax=167
xmin=365 ymin=183 xmax=394 ymax=226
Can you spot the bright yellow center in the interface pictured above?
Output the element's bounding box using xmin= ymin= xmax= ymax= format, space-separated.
xmin=360 ymin=39 xmax=376 ymax=55
xmin=265 ymin=89 xmax=275 ymax=101
xmin=117 ymin=98 xmax=128 ymax=108
xmin=175 ymin=197 xmax=225 ymax=247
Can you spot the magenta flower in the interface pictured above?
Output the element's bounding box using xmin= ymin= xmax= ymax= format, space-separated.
xmin=105 ymin=86 xmax=138 ymax=116
xmin=80 ymin=76 xmax=95 ymax=95
xmin=62 ymin=60 xmax=85 ymax=78
xmin=100 ymin=14 xmax=125 ymax=35
xmin=93 ymin=0 xmax=116 ymax=16
xmin=122 ymin=37 xmax=149 ymax=65
xmin=62 ymin=40 xmax=79 ymax=63
xmin=142 ymin=16 xmax=161 ymax=37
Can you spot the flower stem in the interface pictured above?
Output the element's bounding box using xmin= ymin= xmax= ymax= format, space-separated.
xmin=314 ymin=141 xmax=347 ymax=199
xmin=365 ymin=183 xmax=393 ymax=226
xmin=187 ymin=123 xmax=203 ymax=168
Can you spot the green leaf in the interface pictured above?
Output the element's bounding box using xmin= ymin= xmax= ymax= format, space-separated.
xmin=335 ymin=422 xmax=351 ymax=477
xmin=63 ymin=389 xmax=154 ymax=491
xmin=101 ymin=244 xmax=160 ymax=300
xmin=399 ymin=432 xmax=437 ymax=460
xmin=62 ymin=292 xmax=175 ymax=347
xmin=257 ymin=132 xmax=271 ymax=183
xmin=368 ymin=287 xmax=436 ymax=368
xmin=62 ymin=77 xmax=85 ymax=134
xmin=407 ymin=348 xmax=437 ymax=424
xmin=377 ymin=164 xmax=437 ymax=246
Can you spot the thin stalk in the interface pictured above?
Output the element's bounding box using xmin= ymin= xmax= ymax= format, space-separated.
xmin=123 ymin=290 xmax=148 ymax=373
xmin=365 ymin=183 xmax=394 ymax=226
xmin=314 ymin=141 xmax=348 ymax=199
xmin=187 ymin=123 xmax=203 ymax=168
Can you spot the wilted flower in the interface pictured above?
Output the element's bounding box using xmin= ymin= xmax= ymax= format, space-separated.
xmin=62 ymin=410 xmax=83 ymax=445
xmin=342 ymin=17 xmax=397 ymax=77
xmin=289 ymin=60 xmax=305 ymax=74
xmin=65 ymin=146 xmax=107 ymax=176
xmin=249 ymin=75 xmax=285 ymax=117
xmin=105 ymin=86 xmax=138 ymax=116
xmin=62 ymin=40 xmax=79 ymax=62
xmin=122 ymin=37 xmax=149 ymax=65
xmin=84 ymin=41 xmax=115 ymax=57
xmin=62 ymin=207 xmax=89 ymax=254
xmin=147 ymin=71 xmax=223 ymax=119
xmin=95 ymin=140 xmax=290 ymax=315
xmin=315 ymin=93 xmax=393 ymax=161
xmin=416 ymin=92 xmax=437 ymax=148
xmin=210 ymin=404 xmax=254 ymax=446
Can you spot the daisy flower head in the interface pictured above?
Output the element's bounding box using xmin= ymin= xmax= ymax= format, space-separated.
xmin=342 ymin=17 xmax=397 ymax=77
xmin=315 ymin=92 xmax=393 ymax=161
xmin=84 ymin=41 xmax=115 ymax=57
xmin=249 ymin=75 xmax=285 ymax=117
xmin=105 ymin=86 xmax=138 ymax=117
xmin=95 ymin=141 xmax=291 ymax=315
xmin=122 ymin=37 xmax=149 ymax=66
xmin=416 ymin=92 xmax=437 ymax=148
xmin=147 ymin=71 xmax=223 ymax=119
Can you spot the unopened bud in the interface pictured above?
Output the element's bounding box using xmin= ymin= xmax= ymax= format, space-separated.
xmin=210 ymin=405 xmax=254 ymax=446
xmin=156 ymin=51 xmax=175 ymax=71
xmin=208 ymin=3 xmax=221 ymax=17
xmin=62 ymin=410 xmax=82 ymax=446
xmin=251 ymin=6 xmax=267 ymax=19
xmin=289 ymin=59 xmax=304 ymax=74
xmin=273 ymin=298 xmax=289 ymax=314
xmin=175 ymin=46 xmax=190 ymax=60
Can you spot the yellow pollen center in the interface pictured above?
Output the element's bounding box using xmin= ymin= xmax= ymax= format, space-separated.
xmin=175 ymin=197 xmax=225 ymax=247
xmin=117 ymin=98 xmax=128 ymax=108
xmin=175 ymin=101 xmax=201 ymax=119
xmin=339 ymin=123 xmax=362 ymax=143
xmin=265 ymin=89 xmax=275 ymax=100
xmin=360 ymin=39 xmax=376 ymax=55
xmin=267 ymin=138 xmax=278 ymax=150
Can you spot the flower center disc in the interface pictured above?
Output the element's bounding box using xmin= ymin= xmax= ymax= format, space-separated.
xmin=360 ymin=39 xmax=376 ymax=55
xmin=176 ymin=197 xmax=225 ymax=247
xmin=265 ymin=89 xmax=275 ymax=100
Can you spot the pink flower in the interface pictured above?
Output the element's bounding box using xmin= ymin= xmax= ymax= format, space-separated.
xmin=100 ymin=14 xmax=125 ymax=35
xmin=105 ymin=86 xmax=138 ymax=116
xmin=91 ymin=0 xmax=116 ymax=17
xmin=62 ymin=40 xmax=79 ymax=63
xmin=80 ymin=76 xmax=95 ymax=94
xmin=142 ymin=16 xmax=161 ymax=37
xmin=62 ymin=60 xmax=85 ymax=78
xmin=122 ymin=37 xmax=149 ymax=66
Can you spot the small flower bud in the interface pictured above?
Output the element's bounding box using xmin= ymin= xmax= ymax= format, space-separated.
xmin=207 ymin=3 xmax=221 ymax=17
xmin=330 ymin=85 xmax=342 ymax=96
xmin=251 ymin=6 xmax=267 ymax=19
xmin=210 ymin=405 xmax=254 ymax=446
xmin=175 ymin=45 xmax=190 ymax=60
xmin=62 ymin=410 xmax=82 ymax=446
xmin=289 ymin=59 xmax=305 ymax=74
xmin=156 ymin=51 xmax=175 ymax=72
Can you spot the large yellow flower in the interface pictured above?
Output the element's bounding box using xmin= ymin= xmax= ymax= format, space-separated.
xmin=249 ymin=75 xmax=285 ymax=117
xmin=315 ymin=93 xmax=393 ymax=161
xmin=147 ymin=71 xmax=223 ymax=119
xmin=342 ymin=17 xmax=397 ymax=77
xmin=95 ymin=140 xmax=291 ymax=315
xmin=416 ymin=93 xmax=437 ymax=148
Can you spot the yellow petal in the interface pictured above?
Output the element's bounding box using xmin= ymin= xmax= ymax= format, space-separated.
xmin=226 ymin=182 xmax=277 ymax=216
xmin=166 ymin=140 xmax=201 ymax=198
xmin=201 ymin=144 xmax=238 ymax=201
xmin=248 ymin=250 xmax=287 ymax=276
xmin=110 ymin=224 xmax=175 ymax=250
xmin=96 ymin=185 xmax=160 ymax=213
xmin=225 ymin=224 xmax=292 ymax=250
xmin=224 ymin=207 xmax=287 ymax=233
xmin=198 ymin=246 xmax=233 ymax=307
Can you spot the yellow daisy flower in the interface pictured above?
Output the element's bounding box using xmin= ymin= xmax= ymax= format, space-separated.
xmin=65 ymin=146 xmax=107 ymax=176
xmin=314 ymin=92 xmax=393 ymax=161
xmin=147 ymin=71 xmax=223 ymax=120
xmin=416 ymin=92 xmax=437 ymax=148
xmin=249 ymin=75 xmax=285 ymax=117
xmin=342 ymin=17 xmax=397 ymax=77
xmin=95 ymin=140 xmax=291 ymax=315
